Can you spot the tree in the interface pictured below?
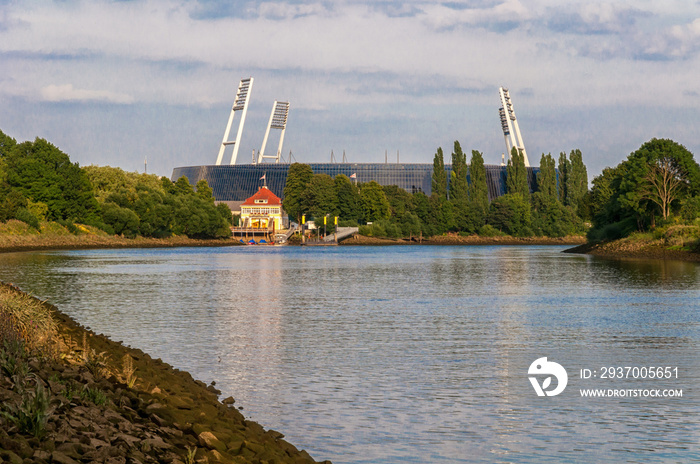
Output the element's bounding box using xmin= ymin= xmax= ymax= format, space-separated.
xmin=619 ymin=138 xmax=700 ymax=224
xmin=589 ymin=138 xmax=700 ymax=238
xmin=83 ymin=165 xmax=162 ymax=203
xmin=101 ymin=202 xmax=141 ymax=237
xmin=531 ymin=153 xmax=561 ymax=236
xmin=360 ymin=181 xmax=390 ymax=222
xmin=174 ymin=176 xmax=194 ymax=195
xmin=536 ymin=153 xmax=557 ymax=203
xmin=589 ymin=166 xmax=621 ymax=227
xmin=568 ymin=149 xmax=588 ymax=212
xmin=0 ymin=129 xmax=16 ymax=157
xmin=283 ymin=163 xmax=314 ymax=224
xmin=450 ymin=141 xmax=468 ymax=203
xmin=467 ymin=150 xmax=489 ymax=213
xmin=411 ymin=191 xmax=432 ymax=228
xmin=506 ymin=147 xmax=529 ymax=197
xmin=636 ymin=140 xmax=698 ymax=219
xmin=195 ymin=179 xmax=214 ymax=201
xmin=431 ymin=147 xmax=447 ymax=200
xmin=5 ymin=137 xmax=99 ymax=222
xmin=0 ymin=130 xmax=16 ymax=210
xmin=557 ymin=152 xmax=570 ymax=205
xmin=334 ymin=174 xmax=362 ymax=222
xmin=487 ymin=193 xmax=531 ymax=236
xmin=303 ymin=174 xmax=337 ymax=220
xmin=383 ymin=184 xmax=413 ymax=219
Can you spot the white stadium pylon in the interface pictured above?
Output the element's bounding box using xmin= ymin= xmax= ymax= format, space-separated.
xmin=257 ymin=101 xmax=290 ymax=164
xmin=498 ymin=87 xmax=530 ymax=167
xmin=216 ymin=77 xmax=254 ymax=165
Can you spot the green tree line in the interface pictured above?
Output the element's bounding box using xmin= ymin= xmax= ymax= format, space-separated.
xmin=283 ymin=142 xmax=590 ymax=239
xmin=588 ymin=138 xmax=700 ymax=240
xmin=0 ymin=130 xmax=231 ymax=239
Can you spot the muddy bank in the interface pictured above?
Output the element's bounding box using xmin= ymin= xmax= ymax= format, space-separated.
xmin=341 ymin=233 xmax=587 ymax=246
xmin=564 ymin=240 xmax=700 ymax=262
xmin=0 ymin=282 xmax=329 ymax=464
xmin=0 ymin=233 xmax=242 ymax=254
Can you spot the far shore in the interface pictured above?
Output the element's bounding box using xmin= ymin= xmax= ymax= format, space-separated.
xmin=564 ymin=240 xmax=700 ymax=262
xmin=338 ymin=233 xmax=587 ymax=246
xmin=0 ymin=233 xmax=244 ymax=254
xmin=1 ymin=230 xmax=588 ymax=254
xmin=3 ymin=226 xmax=698 ymax=263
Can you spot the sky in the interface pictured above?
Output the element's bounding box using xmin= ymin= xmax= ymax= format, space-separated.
xmin=1 ymin=0 xmax=700 ymax=179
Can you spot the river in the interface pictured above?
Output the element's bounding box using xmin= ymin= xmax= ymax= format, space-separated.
xmin=1 ymin=245 xmax=698 ymax=463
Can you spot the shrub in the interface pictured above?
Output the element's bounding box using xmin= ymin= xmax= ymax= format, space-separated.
xmin=58 ymin=219 xmax=79 ymax=235
xmin=680 ymin=196 xmax=700 ymax=222
xmin=14 ymin=208 xmax=40 ymax=230
xmin=587 ymin=216 xmax=637 ymax=241
xmin=477 ymin=224 xmax=503 ymax=237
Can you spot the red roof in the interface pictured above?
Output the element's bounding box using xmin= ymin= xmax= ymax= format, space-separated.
xmin=241 ymin=186 xmax=282 ymax=206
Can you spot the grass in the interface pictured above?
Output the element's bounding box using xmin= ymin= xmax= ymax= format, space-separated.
xmin=0 ymin=380 xmax=51 ymax=438
xmin=121 ymin=354 xmax=138 ymax=388
xmin=80 ymin=333 xmax=110 ymax=380
xmin=0 ymin=287 xmax=57 ymax=437
xmin=0 ymin=285 xmax=58 ymax=356
xmin=80 ymin=386 xmax=108 ymax=406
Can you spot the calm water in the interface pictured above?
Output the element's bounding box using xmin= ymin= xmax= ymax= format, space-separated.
xmin=1 ymin=245 xmax=699 ymax=463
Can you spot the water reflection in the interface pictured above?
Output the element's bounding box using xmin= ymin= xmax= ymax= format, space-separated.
xmin=0 ymin=246 xmax=698 ymax=463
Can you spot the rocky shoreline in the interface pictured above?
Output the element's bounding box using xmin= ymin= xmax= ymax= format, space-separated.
xmin=564 ymin=240 xmax=700 ymax=262
xmin=0 ymin=282 xmax=329 ymax=464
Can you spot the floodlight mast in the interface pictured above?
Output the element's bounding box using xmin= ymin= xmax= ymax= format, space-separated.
xmin=257 ymin=101 xmax=290 ymax=164
xmin=498 ymin=87 xmax=530 ymax=167
xmin=216 ymin=77 xmax=254 ymax=165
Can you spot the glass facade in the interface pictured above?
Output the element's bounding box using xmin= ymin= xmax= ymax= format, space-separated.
xmin=171 ymin=163 xmax=540 ymax=202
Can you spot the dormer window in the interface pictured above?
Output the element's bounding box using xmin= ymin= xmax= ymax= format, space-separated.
xmin=255 ymin=199 xmax=268 ymax=204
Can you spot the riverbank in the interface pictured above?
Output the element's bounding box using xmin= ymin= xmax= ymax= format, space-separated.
xmin=565 ymin=238 xmax=700 ymax=262
xmin=0 ymin=219 xmax=241 ymax=254
xmin=0 ymin=282 xmax=329 ymax=463
xmin=1 ymin=220 xmax=588 ymax=252
xmin=341 ymin=233 xmax=587 ymax=246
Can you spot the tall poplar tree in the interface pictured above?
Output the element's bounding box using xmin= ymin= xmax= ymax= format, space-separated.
xmin=468 ymin=150 xmax=489 ymax=213
xmin=567 ymin=149 xmax=588 ymax=209
xmin=506 ymin=147 xmax=529 ymax=197
xmin=557 ymin=151 xmax=570 ymax=205
xmin=465 ymin=150 xmax=489 ymax=233
xmin=449 ymin=141 xmax=468 ymax=203
xmin=431 ymin=147 xmax=447 ymax=200
xmin=536 ymin=153 xmax=557 ymax=203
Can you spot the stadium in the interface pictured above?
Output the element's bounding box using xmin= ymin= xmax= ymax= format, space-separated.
xmin=171 ymin=79 xmax=538 ymax=205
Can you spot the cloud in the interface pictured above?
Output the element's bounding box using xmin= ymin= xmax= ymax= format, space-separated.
xmin=636 ymin=17 xmax=700 ymax=60
xmin=419 ymin=0 xmax=529 ymax=31
xmin=40 ymin=84 xmax=135 ymax=104
xmin=546 ymin=3 xmax=648 ymax=35
xmin=1 ymin=0 xmax=700 ymax=179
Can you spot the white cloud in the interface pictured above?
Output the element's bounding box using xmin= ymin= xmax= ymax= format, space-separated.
xmin=1 ymin=0 xmax=700 ymax=179
xmin=40 ymin=84 xmax=135 ymax=104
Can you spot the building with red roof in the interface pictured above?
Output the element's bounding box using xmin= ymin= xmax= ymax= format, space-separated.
xmin=239 ymin=186 xmax=284 ymax=230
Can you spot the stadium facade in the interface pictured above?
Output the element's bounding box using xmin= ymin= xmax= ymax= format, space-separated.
xmin=171 ymin=79 xmax=540 ymax=204
xmin=171 ymin=163 xmax=540 ymax=202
